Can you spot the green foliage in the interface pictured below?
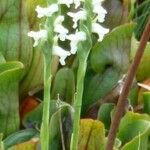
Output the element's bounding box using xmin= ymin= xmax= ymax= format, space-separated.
xmin=3 ymin=129 xmax=38 ymax=149
xmin=97 ymin=103 xmax=115 ymax=130
xmin=82 ymin=23 xmax=135 ymax=114
xmin=131 ymin=37 xmax=150 ymax=81
xmin=0 ymin=61 xmax=24 ymax=137
xmin=51 ymin=68 xmax=75 ymax=104
xmin=118 ymin=112 xmax=150 ymax=149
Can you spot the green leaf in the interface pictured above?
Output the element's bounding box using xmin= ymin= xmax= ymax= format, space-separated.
xmin=0 ymin=0 xmax=52 ymax=98
xmin=103 ymin=0 xmax=129 ymax=30
xmin=90 ymin=23 xmax=134 ymax=73
xmin=82 ymin=67 xmax=120 ymax=115
xmin=51 ymin=68 xmax=75 ymax=104
xmin=3 ymin=129 xmax=39 ymax=149
xmin=130 ymin=37 xmax=150 ymax=81
xmin=0 ymin=61 xmax=24 ymax=137
xmin=143 ymin=92 xmax=150 ymax=115
xmin=49 ymin=104 xmax=73 ymax=150
xmin=117 ymin=112 xmax=150 ymax=149
xmin=97 ymin=103 xmax=115 ymax=130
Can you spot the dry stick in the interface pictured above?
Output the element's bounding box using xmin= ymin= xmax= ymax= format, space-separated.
xmin=106 ymin=18 xmax=150 ymax=150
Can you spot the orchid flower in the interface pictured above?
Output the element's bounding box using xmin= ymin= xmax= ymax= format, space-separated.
xmin=54 ymin=16 xmax=69 ymax=41
xmin=66 ymin=31 xmax=86 ymax=54
xmin=73 ymin=0 xmax=81 ymax=9
xmin=28 ymin=30 xmax=48 ymax=47
xmin=53 ymin=46 xmax=71 ymax=65
xmin=67 ymin=10 xmax=87 ymax=28
xmin=35 ymin=4 xmax=58 ymax=18
xmin=92 ymin=0 xmax=107 ymax=23
xmin=92 ymin=23 xmax=109 ymax=41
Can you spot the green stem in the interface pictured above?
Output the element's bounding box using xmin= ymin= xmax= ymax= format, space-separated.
xmin=71 ymin=60 xmax=87 ymax=150
xmin=40 ymin=51 xmax=52 ymax=150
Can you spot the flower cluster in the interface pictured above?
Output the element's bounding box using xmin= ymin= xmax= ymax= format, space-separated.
xmin=28 ymin=0 xmax=109 ymax=65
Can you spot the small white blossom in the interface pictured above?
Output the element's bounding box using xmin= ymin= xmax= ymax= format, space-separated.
xmin=58 ymin=0 xmax=73 ymax=8
xmin=92 ymin=23 xmax=109 ymax=41
xmin=74 ymin=0 xmax=81 ymax=9
xmin=67 ymin=10 xmax=87 ymax=29
xmin=92 ymin=0 xmax=107 ymax=23
xmin=67 ymin=31 xmax=86 ymax=54
xmin=35 ymin=4 xmax=58 ymax=18
xmin=28 ymin=30 xmax=48 ymax=47
xmin=54 ymin=16 xmax=69 ymax=41
xmin=53 ymin=46 xmax=71 ymax=65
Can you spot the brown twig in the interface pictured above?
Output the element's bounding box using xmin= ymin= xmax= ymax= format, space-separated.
xmin=106 ymin=18 xmax=150 ymax=150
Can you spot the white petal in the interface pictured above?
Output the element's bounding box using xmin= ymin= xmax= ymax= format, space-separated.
xmin=35 ymin=4 xmax=58 ymax=18
xmin=58 ymin=0 xmax=73 ymax=8
xmin=74 ymin=0 xmax=81 ymax=9
xmin=67 ymin=31 xmax=86 ymax=54
xmin=28 ymin=30 xmax=48 ymax=47
xmin=67 ymin=10 xmax=87 ymax=29
xmin=92 ymin=0 xmax=107 ymax=23
xmin=53 ymin=46 xmax=71 ymax=65
xmin=92 ymin=23 xmax=109 ymax=41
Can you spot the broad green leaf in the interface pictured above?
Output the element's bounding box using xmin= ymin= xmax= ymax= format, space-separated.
xmin=90 ymin=23 xmax=134 ymax=73
xmin=51 ymin=68 xmax=75 ymax=104
xmin=0 ymin=0 xmax=32 ymax=73
xmin=0 ymin=61 xmax=24 ymax=137
xmin=78 ymin=119 xmax=105 ymax=150
xmin=117 ymin=112 xmax=150 ymax=149
xmin=130 ymin=37 xmax=150 ymax=81
xmin=3 ymin=129 xmax=39 ymax=149
xmin=82 ymin=24 xmax=134 ymax=114
xmin=121 ymin=128 xmax=150 ymax=150
xmin=0 ymin=0 xmax=56 ymax=98
xmin=82 ymin=67 xmax=120 ymax=115
xmin=97 ymin=103 xmax=115 ymax=130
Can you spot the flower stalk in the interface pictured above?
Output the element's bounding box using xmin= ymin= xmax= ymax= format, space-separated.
xmin=40 ymin=46 xmax=52 ymax=150
xmin=70 ymin=60 xmax=87 ymax=150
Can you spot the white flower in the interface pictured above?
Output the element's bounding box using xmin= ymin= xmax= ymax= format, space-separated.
xmin=67 ymin=10 xmax=87 ymax=29
xmin=74 ymin=0 xmax=81 ymax=9
xmin=58 ymin=0 xmax=73 ymax=8
xmin=28 ymin=30 xmax=48 ymax=47
xmin=66 ymin=31 xmax=86 ymax=54
xmin=53 ymin=46 xmax=71 ymax=65
xmin=92 ymin=0 xmax=107 ymax=23
xmin=54 ymin=16 xmax=69 ymax=41
xmin=92 ymin=23 xmax=109 ymax=41
xmin=35 ymin=4 xmax=58 ymax=18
